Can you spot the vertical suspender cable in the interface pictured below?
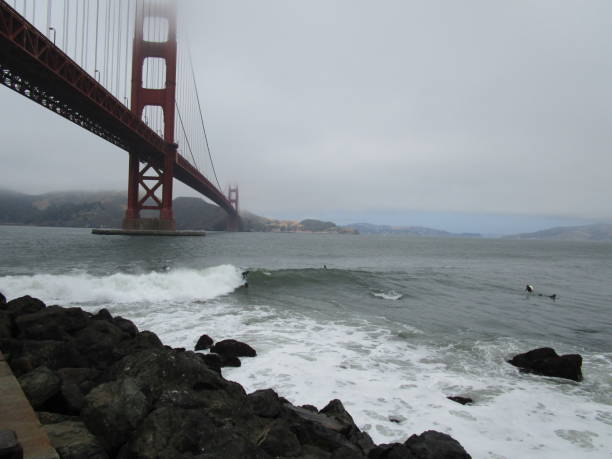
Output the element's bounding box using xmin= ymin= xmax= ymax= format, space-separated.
xmin=74 ymin=0 xmax=79 ymax=61
xmin=105 ymin=0 xmax=111 ymax=89
xmin=80 ymin=0 xmax=85 ymax=67
xmin=115 ymin=0 xmax=122 ymax=98
xmin=63 ymin=0 xmax=68 ymax=51
xmin=94 ymin=0 xmax=99 ymax=79
xmin=46 ymin=0 xmax=52 ymax=39
xmin=124 ymin=1 xmax=131 ymax=106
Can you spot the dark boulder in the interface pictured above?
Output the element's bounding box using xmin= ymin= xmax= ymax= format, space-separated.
xmin=195 ymin=334 xmax=214 ymax=351
xmin=321 ymin=399 xmax=375 ymax=454
xmin=15 ymin=306 xmax=90 ymax=340
xmin=248 ymin=389 xmax=284 ymax=419
xmin=121 ymin=407 xmax=270 ymax=459
xmin=1 ymin=339 xmax=87 ymax=376
xmin=113 ymin=317 xmax=139 ymax=337
xmin=2 ymin=296 xmax=45 ymax=319
xmin=0 ymin=311 xmax=13 ymax=339
xmin=43 ymin=420 xmax=108 ymax=459
xmin=404 ymin=430 xmax=471 ymax=459
xmin=17 ymin=366 xmax=61 ymax=409
xmin=211 ymin=339 xmax=256 ymax=357
xmin=0 ymin=429 xmax=22 ymax=459
xmin=508 ymin=347 xmax=583 ymax=381
xmin=257 ymin=422 xmax=301 ymax=457
xmin=198 ymin=353 xmax=222 ymax=373
xmin=93 ymin=309 xmax=113 ymax=322
xmin=0 ymin=292 xmax=6 ymax=305
xmin=56 ymin=368 xmax=102 ymax=396
xmin=368 ymin=443 xmax=412 ymax=459
xmin=82 ymin=377 xmax=151 ymax=451
xmin=74 ymin=320 xmax=129 ymax=367
xmin=219 ymin=354 xmax=242 ymax=367
xmin=301 ymin=404 xmax=319 ymax=413
xmin=447 ymin=396 xmax=473 ymax=405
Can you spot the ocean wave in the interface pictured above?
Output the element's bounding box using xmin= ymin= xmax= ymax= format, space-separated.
xmin=0 ymin=264 xmax=245 ymax=305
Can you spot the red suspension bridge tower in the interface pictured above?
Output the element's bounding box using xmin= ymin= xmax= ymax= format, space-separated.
xmin=123 ymin=0 xmax=178 ymax=231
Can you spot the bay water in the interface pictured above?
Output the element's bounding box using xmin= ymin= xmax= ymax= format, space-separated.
xmin=1 ymin=225 xmax=611 ymax=458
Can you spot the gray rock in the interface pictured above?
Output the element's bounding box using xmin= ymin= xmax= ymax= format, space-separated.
xmin=82 ymin=377 xmax=151 ymax=451
xmin=0 ymin=292 xmax=6 ymax=305
xmin=18 ymin=366 xmax=61 ymax=409
xmin=2 ymin=296 xmax=45 ymax=319
xmin=44 ymin=420 xmax=107 ymax=459
xmin=257 ymin=422 xmax=301 ymax=457
xmin=0 ymin=311 xmax=12 ymax=339
xmin=1 ymin=339 xmax=87 ymax=376
xmin=211 ymin=339 xmax=256 ymax=357
xmin=403 ymin=430 xmax=471 ymax=459
xmin=447 ymin=396 xmax=473 ymax=406
xmin=320 ymin=399 xmax=375 ymax=454
xmin=195 ymin=334 xmax=214 ymax=351
xmin=248 ymin=389 xmax=284 ymax=418
xmin=508 ymin=347 xmax=583 ymax=382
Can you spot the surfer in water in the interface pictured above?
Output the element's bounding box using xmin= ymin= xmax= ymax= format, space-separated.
xmin=525 ymin=284 xmax=557 ymax=300
xmin=242 ymin=270 xmax=250 ymax=288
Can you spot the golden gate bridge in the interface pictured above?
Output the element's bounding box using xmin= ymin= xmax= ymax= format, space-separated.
xmin=0 ymin=0 xmax=240 ymax=232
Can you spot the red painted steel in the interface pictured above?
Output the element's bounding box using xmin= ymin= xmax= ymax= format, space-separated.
xmin=124 ymin=0 xmax=178 ymax=230
xmin=0 ymin=0 xmax=238 ymax=227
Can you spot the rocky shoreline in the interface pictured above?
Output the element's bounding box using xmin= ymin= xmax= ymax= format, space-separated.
xmin=0 ymin=294 xmax=472 ymax=459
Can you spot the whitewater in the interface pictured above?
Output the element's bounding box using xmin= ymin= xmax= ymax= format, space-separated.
xmin=1 ymin=226 xmax=611 ymax=458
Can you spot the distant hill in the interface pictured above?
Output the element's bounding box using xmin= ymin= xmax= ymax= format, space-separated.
xmin=506 ymin=223 xmax=612 ymax=241
xmin=344 ymin=222 xmax=481 ymax=238
xmin=0 ymin=189 xmax=250 ymax=231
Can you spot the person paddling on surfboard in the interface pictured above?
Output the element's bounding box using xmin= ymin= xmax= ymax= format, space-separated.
xmin=525 ymin=284 xmax=557 ymax=300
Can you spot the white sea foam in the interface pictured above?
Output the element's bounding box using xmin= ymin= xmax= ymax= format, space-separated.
xmin=139 ymin=302 xmax=612 ymax=459
xmin=0 ymin=264 xmax=244 ymax=305
xmin=371 ymin=290 xmax=403 ymax=301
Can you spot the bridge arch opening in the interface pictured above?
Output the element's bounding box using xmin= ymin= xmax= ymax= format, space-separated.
xmin=142 ymin=57 xmax=166 ymax=89
xmin=143 ymin=16 xmax=169 ymax=43
xmin=142 ymin=105 xmax=165 ymax=138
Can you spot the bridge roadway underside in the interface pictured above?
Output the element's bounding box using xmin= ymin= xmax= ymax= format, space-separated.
xmin=0 ymin=2 xmax=236 ymax=216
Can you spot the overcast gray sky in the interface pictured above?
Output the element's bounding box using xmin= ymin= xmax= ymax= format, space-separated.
xmin=2 ymin=0 xmax=611 ymax=232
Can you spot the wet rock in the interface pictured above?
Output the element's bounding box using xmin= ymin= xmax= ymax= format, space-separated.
xmin=301 ymin=404 xmax=319 ymax=413
xmin=248 ymin=389 xmax=284 ymax=418
xmin=104 ymin=348 xmax=228 ymax=401
xmin=93 ymin=309 xmax=113 ymax=322
xmin=211 ymin=339 xmax=257 ymax=357
xmin=0 ymin=292 xmax=6 ymax=305
xmin=58 ymin=380 xmax=85 ymax=414
xmin=2 ymin=339 xmax=87 ymax=375
xmin=82 ymin=377 xmax=151 ymax=451
xmin=283 ymin=405 xmax=365 ymax=456
xmin=447 ymin=396 xmax=473 ymax=405
xmin=199 ymin=353 xmax=222 ymax=373
xmin=508 ymin=347 xmax=583 ymax=382
xmin=388 ymin=415 xmax=406 ymax=424
xmin=56 ymin=368 xmax=102 ymax=396
xmin=320 ymin=399 xmax=375 ymax=455
xmin=368 ymin=443 xmax=412 ymax=459
xmin=74 ymin=320 xmax=129 ymax=368
xmin=44 ymin=420 xmax=108 ymax=459
xmin=195 ymin=334 xmax=214 ymax=351
xmin=15 ymin=306 xmax=90 ymax=340
xmin=0 ymin=311 xmax=12 ymax=339
xmin=37 ymin=411 xmax=80 ymax=425
xmin=2 ymin=296 xmax=46 ymax=319
xmin=219 ymin=354 xmax=242 ymax=367
xmin=113 ymin=317 xmax=139 ymax=337
xmin=18 ymin=366 xmax=61 ymax=409
xmin=0 ymin=429 xmax=22 ymax=459
xmin=404 ymin=430 xmax=471 ymax=458
xmin=257 ymin=422 xmax=301 ymax=457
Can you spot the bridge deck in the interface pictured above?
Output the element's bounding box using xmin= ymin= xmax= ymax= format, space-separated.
xmin=0 ymin=352 xmax=59 ymax=459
